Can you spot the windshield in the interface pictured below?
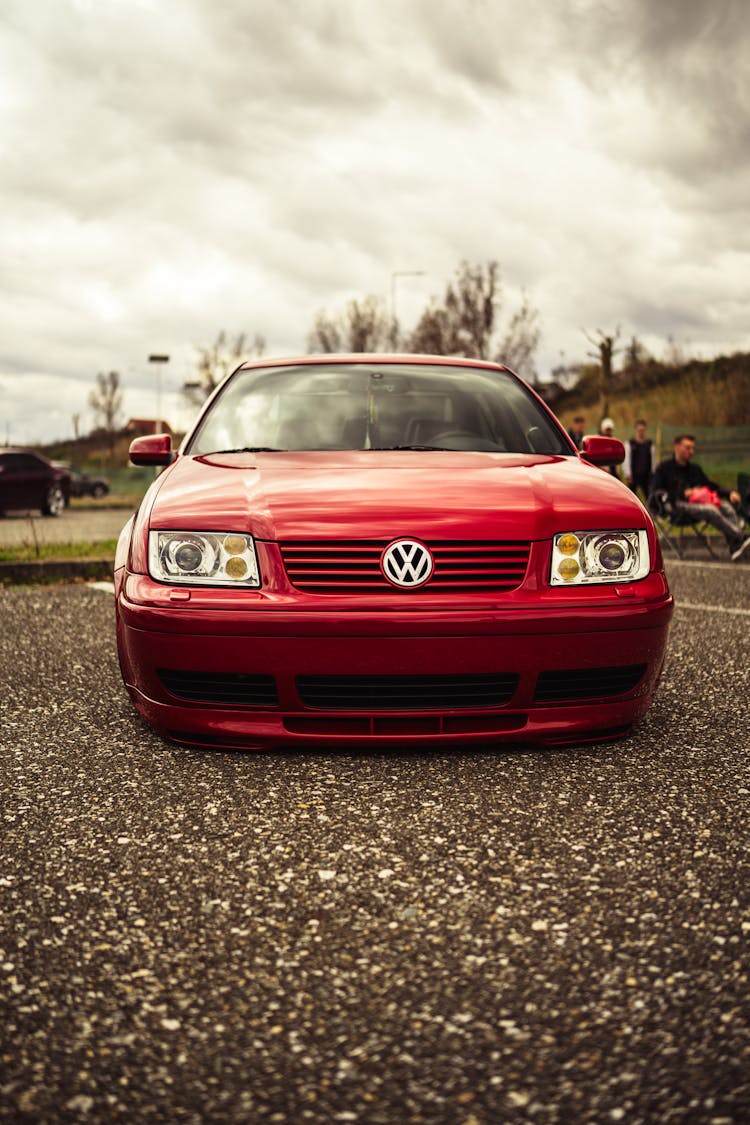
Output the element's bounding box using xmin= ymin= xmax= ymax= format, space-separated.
xmin=186 ymin=362 xmax=572 ymax=456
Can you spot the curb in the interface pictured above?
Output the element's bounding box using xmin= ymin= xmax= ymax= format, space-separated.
xmin=0 ymin=558 xmax=114 ymax=585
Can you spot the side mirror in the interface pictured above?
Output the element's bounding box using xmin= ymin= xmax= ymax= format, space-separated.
xmin=129 ymin=434 xmax=175 ymax=466
xmin=580 ymin=435 xmax=625 ymax=466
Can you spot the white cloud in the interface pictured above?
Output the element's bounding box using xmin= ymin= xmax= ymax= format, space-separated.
xmin=2 ymin=0 xmax=750 ymax=444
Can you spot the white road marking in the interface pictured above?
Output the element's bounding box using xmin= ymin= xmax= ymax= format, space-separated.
xmin=665 ymin=559 xmax=731 ymax=572
xmin=89 ymin=581 xmax=115 ymax=594
xmin=677 ymin=601 xmax=750 ymax=617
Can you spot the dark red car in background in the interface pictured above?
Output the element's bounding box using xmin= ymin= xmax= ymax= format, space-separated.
xmin=0 ymin=448 xmax=70 ymax=516
xmin=115 ymin=355 xmax=673 ymax=750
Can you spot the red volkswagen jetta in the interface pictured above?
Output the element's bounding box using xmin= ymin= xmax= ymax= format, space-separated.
xmin=115 ymin=355 xmax=672 ymax=749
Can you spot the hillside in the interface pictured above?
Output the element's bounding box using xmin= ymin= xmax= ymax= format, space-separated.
xmin=553 ymin=351 xmax=750 ymax=433
xmin=552 ymin=352 xmax=750 ymax=479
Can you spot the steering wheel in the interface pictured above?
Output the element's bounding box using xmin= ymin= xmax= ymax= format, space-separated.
xmin=431 ymin=430 xmax=499 ymax=451
xmin=432 ymin=430 xmax=476 ymax=440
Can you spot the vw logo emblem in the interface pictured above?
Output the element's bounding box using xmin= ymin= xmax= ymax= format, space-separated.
xmin=381 ymin=539 xmax=434 ymax=589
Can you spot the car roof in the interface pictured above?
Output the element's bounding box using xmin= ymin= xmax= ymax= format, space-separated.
xmin=236 ymin=353 xmax=514 ymax=375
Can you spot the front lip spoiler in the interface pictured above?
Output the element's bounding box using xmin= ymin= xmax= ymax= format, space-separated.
xmin=121 ymin=682 xmax=649 ymax=751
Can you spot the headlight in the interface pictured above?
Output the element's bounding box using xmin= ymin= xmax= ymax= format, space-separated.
xmin=148 ymin=531 xmax=261 ymax=587
xmin=550 ymin=530 xmax=649 ymax=585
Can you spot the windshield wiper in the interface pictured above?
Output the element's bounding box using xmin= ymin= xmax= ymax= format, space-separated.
xmin=211 ymin=446 xmax=287 ymax=453
xmin=367 ymin=444 xmax=451 ymax=451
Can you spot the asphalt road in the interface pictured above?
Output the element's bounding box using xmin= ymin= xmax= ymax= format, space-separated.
xmin=0 ymin=508 xmax=130 ymax=548
xmin=1 ymin=562 xmax=748 ymax=1124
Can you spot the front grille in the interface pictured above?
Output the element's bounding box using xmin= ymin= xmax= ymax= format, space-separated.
xmin=533 ymin=665 xmax=646 ymax=704
xmin=279 ymin=540 xmax=530 ymax=593
xmin=296 ymin=673 xmax=519 ymax=710
xmin=158 ymin=669 xmax=278 ymax=707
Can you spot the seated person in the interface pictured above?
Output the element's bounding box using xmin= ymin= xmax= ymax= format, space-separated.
xmin=651 ymin=434 xmax=749 ymax=561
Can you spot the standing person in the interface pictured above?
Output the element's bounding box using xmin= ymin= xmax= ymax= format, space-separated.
xmin=598 ymin=417 xmax=620 ymax=478
xmin=567 ymin=415 xmax=586 ymax=450
xmin=623 ymin=418 xmax=655 ymax=497
xmin=651 ymin=434 xmax=749 ymax=560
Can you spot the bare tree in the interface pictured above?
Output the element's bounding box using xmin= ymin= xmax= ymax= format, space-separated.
xmin=307 ymin=310 xmax=343 ymax=354
xmin=408 ymin=261 xmax=499 ymax=359
xmin=306 ymin=261 xmax=542 ymax=377
xmin=403 ymin=304 xmax=456 ymax=357
xmin=88 ymin=370 xmax=123 ymax=458
xmin=184 ymin=332 xmax=266 ymax=406
xmin=347 ymin=296 xmax=391 ymax=352
xmin=495 ymin=291 xmax=541 ymax=383
xmin=622 ymin=335 xmax=650 ymax=390
xmin=584 ymin=328 xmax=621 ymax=421
xmin=308 ymin=296 xmax=391 ymax=353
xmin=663 ymin=335 xmax=686 ymax=368
xmin=407 ymin=262 xmax=541 ymax=379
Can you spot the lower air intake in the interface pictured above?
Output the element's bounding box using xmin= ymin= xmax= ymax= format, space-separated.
xmin=533 ymin=665 xmax=646 ymax=704
xmin=158 ymin=670 xmax=278 ymax=707
xmin=296 ymin=673 xmax=519 ymax=710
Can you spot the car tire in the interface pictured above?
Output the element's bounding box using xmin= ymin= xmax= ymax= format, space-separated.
xmin=42 ymin=485 xmax=65 ymax=517
xmin=92 ymin=484 xmax=107 ymax=498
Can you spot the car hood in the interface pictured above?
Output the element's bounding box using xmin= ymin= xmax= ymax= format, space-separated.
xmin=147 ymin=451 xmax=647 ymax=541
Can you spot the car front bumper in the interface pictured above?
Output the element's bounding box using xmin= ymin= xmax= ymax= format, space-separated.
xmin=117 ymin=573 xmax=673 ymax=749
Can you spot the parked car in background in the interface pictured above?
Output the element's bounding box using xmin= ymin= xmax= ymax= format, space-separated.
xmin=0 ymin=449 xmax=71 ymax=516
xmin=116 ymin=354 xmax=673 ymax=751
xmin=69 ymin=469 xmax=110 ymax=499
xmin=52 ymin=463 xmax=110 ymax=500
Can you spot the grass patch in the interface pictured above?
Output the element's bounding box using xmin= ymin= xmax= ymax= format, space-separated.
xmin=69 ymin=494 xmax=141 ymax=510
xmin=0 ymin=539 xmax=118 ymax=563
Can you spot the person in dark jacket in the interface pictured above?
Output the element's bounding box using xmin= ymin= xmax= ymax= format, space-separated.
xmin=651 ymin=434 xmax=749 ymax=560
xmin=623 ymin=418 xmax=655 ymax=497
xmin=567 ymin=415 xmax=586 ymax=450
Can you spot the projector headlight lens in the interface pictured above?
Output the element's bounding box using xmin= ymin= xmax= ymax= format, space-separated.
xmin=551 ymin=530 xmax=649 ymax=585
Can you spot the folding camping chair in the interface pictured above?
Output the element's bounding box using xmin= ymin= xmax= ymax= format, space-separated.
xmin=647 ymin=489 xmax=720 ymax=560
xmin=737 ymin=472 xmax=750 ymax=531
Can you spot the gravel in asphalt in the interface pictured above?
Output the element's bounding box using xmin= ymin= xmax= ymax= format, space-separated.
xmin=0 ymin=562 xmax=748 ymax=1124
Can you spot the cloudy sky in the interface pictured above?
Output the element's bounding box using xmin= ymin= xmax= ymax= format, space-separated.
xmin=2 ymin=0 xmax=749 ymax=444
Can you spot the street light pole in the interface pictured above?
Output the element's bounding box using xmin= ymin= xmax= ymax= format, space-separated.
xmin=148 ymin=354 xmax=170 ymax=435
xmin=390 ymin=271 xmax=425 ymax=347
